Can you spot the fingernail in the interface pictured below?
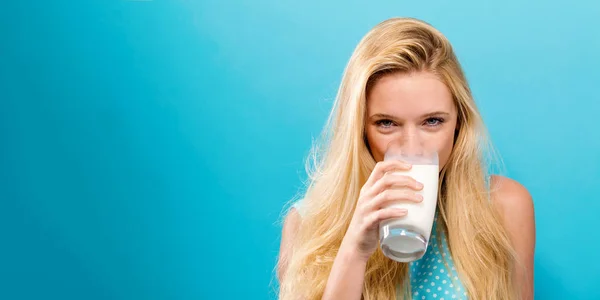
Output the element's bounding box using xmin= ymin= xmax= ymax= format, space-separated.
xmin=416 ymin=193 xmax=423 ymax=201
xmin=416 ymin=182 xmax=424 ymax=189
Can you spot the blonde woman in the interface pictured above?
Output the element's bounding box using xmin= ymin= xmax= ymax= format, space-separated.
xmin=277 ymin=17 xmax=535 ymax=300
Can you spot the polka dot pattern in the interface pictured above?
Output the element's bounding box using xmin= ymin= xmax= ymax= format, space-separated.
xmin=406 ymin=216 xmax=467 ymax=300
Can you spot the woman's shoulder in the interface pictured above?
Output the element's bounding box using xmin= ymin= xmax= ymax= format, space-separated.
xmin=490 ymin=175 xmax=535 ymax=226
xmin=489 ymin=174 xmax=535 ymax=249
xmin=290 ymin=198 xmax=307 ymax=217
xmin=489 ymin=175 xmax=534 ymax=213
xmin=282 ymin=199 xmax=304 ymax=233
xmin=489 ymin=175 xmax=536 ymax=296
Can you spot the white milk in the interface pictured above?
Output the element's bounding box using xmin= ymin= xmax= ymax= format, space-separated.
xmin=379 ymin=164 xmax=439 ymax=244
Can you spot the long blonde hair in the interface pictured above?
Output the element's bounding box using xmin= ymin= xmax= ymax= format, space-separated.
xmin=278 ymin=17 xmax=519 ymax=300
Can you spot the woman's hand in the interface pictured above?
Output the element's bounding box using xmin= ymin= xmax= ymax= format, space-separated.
xmin=340 ymin=160 xmax=424 ymax=262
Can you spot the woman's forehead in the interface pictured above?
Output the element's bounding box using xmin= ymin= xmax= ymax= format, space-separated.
xmin=366 ymin=71 xmax=455 ymax=118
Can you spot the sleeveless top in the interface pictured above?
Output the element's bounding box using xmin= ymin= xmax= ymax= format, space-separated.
xmin=291 ymin=201 xmax=468 ymax=300
xmin=407 ymin=216 xmax=467 ymax=300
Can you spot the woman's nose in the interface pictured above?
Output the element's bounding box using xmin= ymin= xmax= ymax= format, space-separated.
xmin=394 ymin=127 xmax=424 ymax=153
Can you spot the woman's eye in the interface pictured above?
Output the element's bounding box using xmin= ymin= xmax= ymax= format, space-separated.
xmin=424 ymin=117 xmax=444 ymax=127
xmin=375 ymin=119 xmax=395 ymax=128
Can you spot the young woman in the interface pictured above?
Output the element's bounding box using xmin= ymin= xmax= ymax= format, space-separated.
xmin=277 ymin=17 xmax=535 ymax=300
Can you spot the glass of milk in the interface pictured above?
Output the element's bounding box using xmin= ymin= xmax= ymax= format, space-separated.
xmin=379 ymin=141 xmax=439 ymax=262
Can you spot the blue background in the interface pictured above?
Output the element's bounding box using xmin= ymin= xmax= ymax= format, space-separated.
xmin=1 ymin=0 xmax=598 ymax=299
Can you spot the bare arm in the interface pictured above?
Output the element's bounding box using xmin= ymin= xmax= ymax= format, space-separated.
xmin=277 ymin=208 xmax=301 ymax=281
xmin=277 ymin=209 xmax=368 ymax=300
xmin=491 ymin=175 xmax=536 ymax=300
xmin=322 ymin=241 xmax=368 ymax=300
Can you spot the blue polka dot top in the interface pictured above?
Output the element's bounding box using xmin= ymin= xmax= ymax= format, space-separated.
xmin=406 ymin=216 xmax=467 ymax=300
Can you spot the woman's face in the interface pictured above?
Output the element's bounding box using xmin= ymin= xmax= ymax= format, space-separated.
xmin=365 ymin=71 xmax=458 ymax=170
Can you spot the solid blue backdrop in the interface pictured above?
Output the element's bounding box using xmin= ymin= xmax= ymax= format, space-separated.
xmin=1 ymin=1 xmax=598 ymax=299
